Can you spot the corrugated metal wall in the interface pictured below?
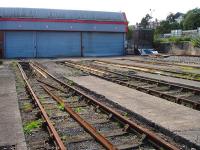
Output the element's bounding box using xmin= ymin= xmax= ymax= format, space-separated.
xmin=82 ymin=32 xmax=124 ymax=56
xmin=0 ymin=21 xmax=126 ymax=32
xmin=4 ymin=31 xmax=81 ymax=58
xmin=4 ymin=31 xmax=124 ymax=58
xmin=36 ymin=32 xmax=81 ymax=57
xmin=5 ymin=31 xmax=36 ymax=58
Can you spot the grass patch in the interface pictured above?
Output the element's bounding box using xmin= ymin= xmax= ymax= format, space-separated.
xmin=114 ymin=121 xmax=121 ymax=127
xmin=22 ymin=102 xmax=32 ymax=112
xmin=180 ymin=66 xmax=196 ymax=71
xmin=39 ymin=95 xmax=46 ymax=102
xmin=175 ymin=73 xmax=200 ymax=81
xmin=75 ymin=107 xmax=82 ymax=113
xmin=154 ymin=36 xmax=192 ymax=44
xmin=67 ymin=80 xmax=74 ymax=86
xmin=11 ymin=61 xmax=17 ymax=68
xmin=123 ymin=112 xmax=128 ymax=118
xmin=191 ymin=36 xmax=200 ymax=48
xmin=57 ymin=103 xmax=65 ymax=111
xmin=46 ymin=109 xmax=52 ymax=115
xmin=61 ymin=135 xmax=70 ymax=141
xmin=23 ymin=119 xmax=43 ymax=134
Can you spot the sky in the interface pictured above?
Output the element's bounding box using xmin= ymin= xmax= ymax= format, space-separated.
xmin=0 ymin=0 xmax=199 ymax=24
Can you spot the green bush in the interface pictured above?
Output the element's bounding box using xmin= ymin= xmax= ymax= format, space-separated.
xmin=191 ymin=37 xmax=200 ymax=48
xmin=154 ymin=36 xmax=192 ymax=44
xmin=168 ymin=36 xmax=191 ymax=44
xmin=0 ymin=61 xmax=2 ymax=65
xmin=154 ymin=38 xmax=169 ymax=44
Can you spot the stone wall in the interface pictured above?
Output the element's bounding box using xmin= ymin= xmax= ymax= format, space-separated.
xmin=155 ymin=42 xmax=200 ymax=55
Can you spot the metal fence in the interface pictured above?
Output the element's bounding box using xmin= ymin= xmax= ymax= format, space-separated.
xmin=163 ymin=28 xmax=200 ymax=38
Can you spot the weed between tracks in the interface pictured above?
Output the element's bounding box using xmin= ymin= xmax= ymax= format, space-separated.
xmin=23 ymin=119 xmax=43 ymax=134
xmin=11 ymin=62 xmax=56 ymax=149
xmin=181 ymin=66 xmax=197 ymax=71
xmin=39 ymin=95 xmax=46 ymax=102
xmin=175 ymin=73 xmax=200 ymax=81
xmin=22 ymin=102 xmax=32 ymax=112
xmin=75 ymin=107 xmax=83 ymax=113
xmin=57 ymin=103 xmax=65 ymax=111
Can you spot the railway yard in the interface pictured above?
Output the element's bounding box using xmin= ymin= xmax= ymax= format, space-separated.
xmin=1 ymin=55 xmax=200 ymax=150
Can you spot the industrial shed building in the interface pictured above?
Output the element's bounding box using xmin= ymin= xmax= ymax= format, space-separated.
xmin=0 ymin=8 xmax=128 ymax=58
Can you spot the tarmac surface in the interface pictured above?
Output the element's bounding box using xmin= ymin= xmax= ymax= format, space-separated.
xmin=0 ymin=63 xmax=27 ymax=150
xmin=68 ymin=75 xmax=200 ymax=147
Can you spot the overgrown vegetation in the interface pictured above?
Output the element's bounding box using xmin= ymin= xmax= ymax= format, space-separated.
xmin=39 ymin=95 xmax=46 ymax=102
xmin=182 ymin=8 xmax=200 ymax=30
xmin=154 ymin=35 xmax=200 ymax=48
xmin=22 ymin=102 xmax=32 ymax=112
xmin=67 ymin=80 xmax=74 ymax=86
xmin=155 ymin=8 xmax=200 ymax=35
xmin=23 ymin=119 xmax=43 ymax=134
xmin=75 ymin=107 xmax=82 ymax=113
xmin=154 ymin=36 xmax=191 ymax=44
xmin=191 ymin=36 xmax=200 ymax=48
xmin=57 ymin=103 xmax=65 ymax=111
xmin=127 ymin=26 xmax=133 ymax=40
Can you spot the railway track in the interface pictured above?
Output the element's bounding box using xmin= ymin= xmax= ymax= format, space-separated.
xmin=17 ymin=61 xmax=180 ymax=149
xmin=93 ymin=60 xmax=200 ymax=82
xmin=61 ymin=60 xmax=200 ymax=111
xmin=14 ymin=63 xmax=57 ymax=149
xmin=118 ymin=58 xmax=200 ymax=69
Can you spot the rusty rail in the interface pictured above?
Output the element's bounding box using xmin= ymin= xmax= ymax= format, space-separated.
xmin=65 ymin=60 xmax=200 ymax=92
xmin=42 ymin=85 xmax=117 ymax=150
xmin=94 ymin=60 xmax=200 ymax=82
xmin=31 ymin=62 xmax=179 ymax=150
xmin=17 ymin=63 xmax=66 ymax=150
xmin=120 ymin=58 xmax=200 ymax=69
xmin=63 ymin=61 xmax=200 ymax=110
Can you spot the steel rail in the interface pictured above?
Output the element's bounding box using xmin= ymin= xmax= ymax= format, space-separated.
xmin=119 ymin=58 xmax=200 ymax=69
xmin=31 ymin=62 xmax=179 ymax=150
xmin=17 ymin=63 xmax=66 ymax=150
xmin=64 ymin=61 xmax=200 ymax=92
xmin=63 ymin=61 xmax=200 ymax=110
xmin=94 ymin=60 xmax=200 ymax=82
xmin=41 ymin=85 xmax=117 ymax=150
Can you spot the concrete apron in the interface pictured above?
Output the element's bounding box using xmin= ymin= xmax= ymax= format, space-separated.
xmin=0 ymin=64 xmax=27 ymax=150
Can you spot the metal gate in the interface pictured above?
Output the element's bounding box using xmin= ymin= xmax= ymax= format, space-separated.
xmin=5 ymin=31 xmax=81 ymax=58
xmin=5 ymin=31 xmax=36 ymax=58
xmin=82 ymin=32 xmax=124 ymax=57
xmin=5 ymin=31 xmax=124 ymax=58
xmin=36 ymin=32 xmax=81 ymax=57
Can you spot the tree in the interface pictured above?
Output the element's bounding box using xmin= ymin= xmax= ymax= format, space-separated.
xmin=140 ymin=14 xmax=152 ymax=28
xmin=166 ymin=12 xmax=183 ymax=23
xmin=183 ymin=8 xmax=200 ymax=30
xmin=127 ymin=26 xmax=134 ymax=40
xmin=166 ymin=13 xmax=176 ymax=23
xmin=155 ymin=12 xmax=182 ymax=35
xmin=155 ymin=21 xmax=171 ymax=35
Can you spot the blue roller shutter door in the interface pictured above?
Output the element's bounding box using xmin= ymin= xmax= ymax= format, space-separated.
xmin=82 ymin=32 xmax=124 ymax=57
xmin=36 ymin=32 xmax=81 ymax=57
xmin=5 ymin=31 xmax=36 ymax=58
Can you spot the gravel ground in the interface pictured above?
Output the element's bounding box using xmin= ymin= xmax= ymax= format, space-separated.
xmin=146 ymin=56 xmax=200 ymax=64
